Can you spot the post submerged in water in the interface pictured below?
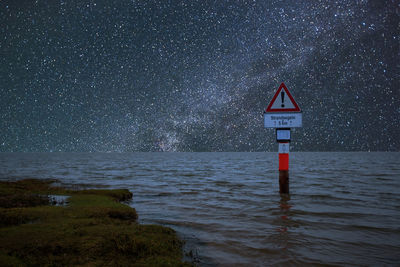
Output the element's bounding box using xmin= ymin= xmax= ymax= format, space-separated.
xmin=263 ymin=82 xmax=302 ymax=194
xmin=278 ymin=141 xmax=290 ymax=194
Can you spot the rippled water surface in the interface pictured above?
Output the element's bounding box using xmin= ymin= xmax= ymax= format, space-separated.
xmin=1 ymin=152 xmax=399 ymax=266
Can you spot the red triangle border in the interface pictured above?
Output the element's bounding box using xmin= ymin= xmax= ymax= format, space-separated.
xmin=265 ymin=83 xmax=301 ymax=112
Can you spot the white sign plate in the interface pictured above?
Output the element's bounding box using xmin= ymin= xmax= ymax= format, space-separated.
xmin=264 ymin=113 xmax=302 ymax=128
xmin=276 ymin=129 xmax=291 ymax=141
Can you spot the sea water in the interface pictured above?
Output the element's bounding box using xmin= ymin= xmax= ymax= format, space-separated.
xmin=1 ymin=152 xmax=399 ymax=266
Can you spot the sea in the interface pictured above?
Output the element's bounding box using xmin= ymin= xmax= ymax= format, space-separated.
xmin=1 ymin=152 xmax=399 ymax=266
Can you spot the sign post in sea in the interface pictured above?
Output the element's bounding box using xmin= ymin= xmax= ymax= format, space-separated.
xmin=264 ymin=82 xmax=302 ymax=194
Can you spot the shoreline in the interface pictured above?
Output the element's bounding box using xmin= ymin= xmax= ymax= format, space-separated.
xmin=0 ymin=179 xmax=191 ymax=266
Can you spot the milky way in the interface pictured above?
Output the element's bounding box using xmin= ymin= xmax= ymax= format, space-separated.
xmin=1 ymin=0 xmax=399 ymax=152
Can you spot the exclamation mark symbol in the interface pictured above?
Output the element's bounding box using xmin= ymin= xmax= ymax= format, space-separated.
xmin=281 ymin=91 xmax=285 ymax=107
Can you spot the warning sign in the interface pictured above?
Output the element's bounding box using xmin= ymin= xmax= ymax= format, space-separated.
xmin=265 ymin=83 xmax=301 ymax=112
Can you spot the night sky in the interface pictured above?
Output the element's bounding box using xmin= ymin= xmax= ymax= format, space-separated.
xmin=1 ymin=0 xmax=399 ymax=152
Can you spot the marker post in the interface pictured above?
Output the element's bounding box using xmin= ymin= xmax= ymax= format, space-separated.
xmin=277 ymin=130 xmax=290 ymax=194
xmin=264 ymin=83 xmax=302 ymax=194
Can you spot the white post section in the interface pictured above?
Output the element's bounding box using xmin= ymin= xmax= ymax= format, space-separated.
xmin=279 ymin=143 xmax=289 ymax=153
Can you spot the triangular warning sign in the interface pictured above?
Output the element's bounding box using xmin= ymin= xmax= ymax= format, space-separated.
xmin=265 ymin=83 xmax=301 ymax=112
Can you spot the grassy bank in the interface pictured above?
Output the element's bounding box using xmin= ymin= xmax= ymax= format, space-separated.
xmin=0 ymin=179 xmax=190 ymax=266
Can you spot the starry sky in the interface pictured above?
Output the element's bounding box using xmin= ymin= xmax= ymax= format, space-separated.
xmin=1 ymin=0 xmax=399 ymax=152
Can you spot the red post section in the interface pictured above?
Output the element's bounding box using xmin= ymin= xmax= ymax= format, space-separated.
xmin=279 ymin=153 xmax=289 ymax=171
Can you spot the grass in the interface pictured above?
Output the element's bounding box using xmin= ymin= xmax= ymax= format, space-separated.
xmin=0 ymin=179 xmax=190 ymax=266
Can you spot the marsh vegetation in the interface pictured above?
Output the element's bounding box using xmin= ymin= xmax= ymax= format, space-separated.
xmin=0 ymin=179 xmax=189 ymax=266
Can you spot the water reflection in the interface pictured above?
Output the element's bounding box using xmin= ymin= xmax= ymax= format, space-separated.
xmin=277 ymin=194 xmax=292 ymax=233
xmin=264 ymin=194 xmax=295 ymax=264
